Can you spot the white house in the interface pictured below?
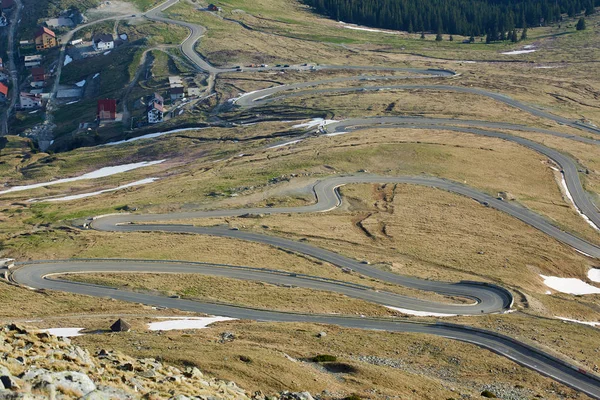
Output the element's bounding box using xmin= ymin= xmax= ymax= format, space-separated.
xmin=19 ymin=92 xmax=42 ymax=108
xmin=147 ymin=93 xmax=165 ymax=124
xmin=92 ymin=33 xmax=114 ymax=51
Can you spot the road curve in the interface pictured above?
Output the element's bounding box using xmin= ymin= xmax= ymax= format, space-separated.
xmin=11 ymin=258 xmax=600 ymax=399
xmin=235 ymin=77 xmax=600 ymax=136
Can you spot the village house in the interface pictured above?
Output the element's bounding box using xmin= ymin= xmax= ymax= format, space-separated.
xmin=170 ymin=86 xmax=184 ymax=101
xmin=19 ymin=92 xmax=42 ymax=108
xmin=24 ymin=54 xmax=42 ymax=68
xmin=97 ymin=98 xmax=117 ymax=120
xmin=0 ymin=82 xmax=8 ymax=101
xmin=34 ymin=26 xmax=58 ymax=50
xmin=92 ymin=33 xmax=114 ymax=51
xmin=1 ymin=0 xmax=14 ymax=11
xmin=30 ymin=67 xmax=46 ymax=88
xmin=147 ymin=93 xmax=165 ymax=124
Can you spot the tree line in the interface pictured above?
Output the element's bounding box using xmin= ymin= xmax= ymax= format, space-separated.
xmin=303 ymin=0 xmax=597 ymax=36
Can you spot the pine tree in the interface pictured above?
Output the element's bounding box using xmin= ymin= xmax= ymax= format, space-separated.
xmin=421 ymin=31 xmax=426 ymax=39
xmin=521 ymin=26 xmax=528 ymax=40
xmin=576 ymin=17 xmax=586 ymax=30
xmin=511 ymin=29 xmax=518 ymax=42
xmin=449 ymin=35 xmax=454 ymax=41
xmin=436 ymin=32 xmax=443 ymax=41
xmin=469 ymin=35 xmax=475 ymax=43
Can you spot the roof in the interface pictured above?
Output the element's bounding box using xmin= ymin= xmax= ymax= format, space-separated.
xmin=152 ymin=92 xmax=164 ymax=103
xmin=98 ymin=98 xmax=117 ymax=114
xmin=31 ymin=67 xmax=45 ymax=75
xmin=0 ymin=82 xmax=7 ymax=96
xmin=148 ymin=102 xmax=164 ymax=113
xmin=20 ymin=92 xmax=41 ymax=100
xmin=35 ymin=26 xmax=56 ymax=38
xmin=93 ymin=33 xmax=114 ymax=44
xmin=1 ymin=0 xmax=14 ymax=8
xmin=110 ymin=318 xmax=131 ymax=332
xmin=171 ymin=87 xmax=184 ymax=94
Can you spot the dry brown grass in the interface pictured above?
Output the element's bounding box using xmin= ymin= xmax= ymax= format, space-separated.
xmin=62 ymin=319 xmax=591 ymax=399
xmin=61 ymin=272 xmax=399 ymax=316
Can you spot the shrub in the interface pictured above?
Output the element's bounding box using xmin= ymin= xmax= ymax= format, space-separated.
xmin=481 ymin=390 xmax=497 ymax=398
xmin=312 ymin=354 xmax=337 ymax=362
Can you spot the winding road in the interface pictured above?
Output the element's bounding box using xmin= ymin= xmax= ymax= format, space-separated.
xmin=8 ymin=0 xmax=600 ymax=397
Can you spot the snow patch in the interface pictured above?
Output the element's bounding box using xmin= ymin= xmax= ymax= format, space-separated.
xmin=63 ymin=55 xmax=72 ymax=66
xmin=339 ymin=21 xmax=400 ymax=34
xmin=65 ymin=100 xmax=79 ymax=105
xmin=120 ymin=33 xmax=128 ymax=40
xmin=324 ymin=131 xmax=348 ymax=137
xmin=29 ymin=178 xmax=158 ymax=202
xmin=105 ymin=128 xmax=206 ymax=146
xmin=93 ymin=73 xmax=100 ymax=79
xmin=385 ymin=306 xmax=457 ymax=317
xmin=103 ymin=51 xmax=111 ymax=55
xmin=43 ymin=328 xmax=84 ymax=337
xmin=540 ymin=274 xmax=600 ymax=295
xmin=501 ymin=49 xmax=536 ymax=55
xmin=292 ymin=118 xmax=338 ymax=129
xmin=556 ymin=317 xmax=599 ymax=327
xmin=148 ymin=316 xmax=236 ymax=331
xmin=0 ymin=160 xmax=165 ymax=195
xmin=588 ymin=268 xmax=600 ymax=283
xmin=75 ymin=80 xmax=86 ymax=87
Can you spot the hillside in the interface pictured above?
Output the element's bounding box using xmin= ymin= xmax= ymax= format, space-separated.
xmin=0 ymin=324 xmax=313 ymax=399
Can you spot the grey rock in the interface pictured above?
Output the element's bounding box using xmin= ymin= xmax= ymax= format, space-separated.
xmin=316 ymin=332 xmax=326 ymax=338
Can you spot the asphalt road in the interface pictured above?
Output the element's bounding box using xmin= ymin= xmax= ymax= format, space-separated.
xmin=235 ymin=77 xmax=600 ymax=136
xmin=11 ymin=258 xmax=600 ymax=398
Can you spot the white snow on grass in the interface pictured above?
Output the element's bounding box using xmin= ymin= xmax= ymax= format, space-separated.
xmin=267 ymin=139 xmax=303 ymax=149
xmin=147 ymin=316 xmax=236 ymax=331
xmin=75 ymin=80 xmax=86 ymax=87
xmin=559 ymin=172 xmax=599 ymax=231
xmin=588 ymin=268 xmax=600 ymax=283
xmin=29 ymin=178 xmax=158 ymax=202
xmin=556 ymin=317 xmax=599 ymax=327
xmin=43 ymin=328 xmax=84 ymax=337
xmin=324 ymin=131 xmax=348 ymax=137
xmin=501 ymin=49 xmax=536 ymax=55
xmin=105 ymin=128 xmax=205 ymax=146
xmin=63 ymin=55 xmax=72 ymax=66
xmin=540 ymin=274 xmax=600 ymax=295
xmin=0 ymin=160 xmax=165 ymax=195
xmin=103 ymin=51 xmax=111 ymax=55
xmin=339 ymin=21 xmax=400 ymax=34
xmin=93 ymin=73 xmax=100 ymax=79
xmin=523 ymin=44 xmax=535 ymax=49
xmin=385 ymin=306 xmax=457 ymax=317
xmin=292 ymin=118 xmax=338 ymax=129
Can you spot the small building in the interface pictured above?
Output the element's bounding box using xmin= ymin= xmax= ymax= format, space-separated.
xmin=97 ymin=98 xmax=117 ymax=120
xmin=110 ymin=319 xmax=131 ymax=332
xmin=170 ymin=86 xmax=184 ymax=101
xmin=0 ymin=82 xmax=7 ymax=100
xmin=19 ymin=92 xmax=42 ymax=108
xmin=46 ymin=17 xmax=75 ymax=28
xmin=24 ymin=54 xmax=42 ymax=68
xmin=168 ymin=75 xmax=183 ymax=88
xmin=1 ymin=0 xmax=14 ymax=10
xmin=92 ymin=33 xmax=114 ymax=51
xmin=70 ymin=38 xmax=83 ymax=46
xmin=147 ymin=92 xmax=164 ymax=124
xmin=34 ymin=26 xmax=58 ymax=50
xmin=30 ymin=67 xmax=46 ymax=87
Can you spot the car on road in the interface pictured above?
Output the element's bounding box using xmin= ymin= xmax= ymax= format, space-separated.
xmin=283 ymin=64 xmax=290 ymax=67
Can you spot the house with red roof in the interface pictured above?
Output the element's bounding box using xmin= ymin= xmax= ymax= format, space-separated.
xmin=97 ymin=99 xmax=117 ymax=120
xmin=0 ymin=82 xmax=8 ymax=100
xmin=31 ymin=67 xmax=46 ymax=87
xmin=34 ymin=26 xmax=58 ymax=50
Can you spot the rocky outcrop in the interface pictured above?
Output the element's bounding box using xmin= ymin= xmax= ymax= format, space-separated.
xmin=0 ymin=324 xmax=315 ymax=400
